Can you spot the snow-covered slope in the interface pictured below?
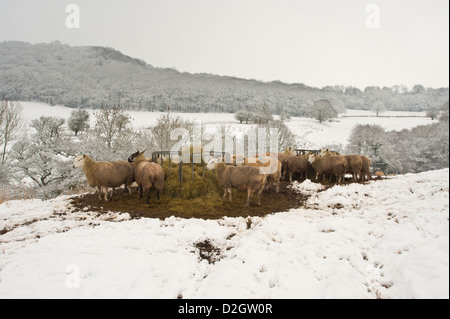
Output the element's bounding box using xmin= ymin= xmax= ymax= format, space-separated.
xmin=0 ymin=169 xmax=448 ymax=299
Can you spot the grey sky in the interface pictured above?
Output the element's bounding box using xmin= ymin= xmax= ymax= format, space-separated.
xmin=0 ymin=0 xmax=448 ymax=89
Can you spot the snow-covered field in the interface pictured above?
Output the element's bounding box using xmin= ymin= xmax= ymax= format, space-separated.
xmin=20 ymin=102 xmax=436 ymax=149
xmin=0 ymin=169 xmax=448 ymax=299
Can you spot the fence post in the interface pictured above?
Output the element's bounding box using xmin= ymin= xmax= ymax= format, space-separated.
xmin=179 ymin=160 xmax=183 ymax=188
xmin=168 ymin=152 xmax=171 ymax=176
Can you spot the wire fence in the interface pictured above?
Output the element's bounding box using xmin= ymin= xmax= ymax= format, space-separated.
xmin=0 ymin=187 xmax=38 ymax=203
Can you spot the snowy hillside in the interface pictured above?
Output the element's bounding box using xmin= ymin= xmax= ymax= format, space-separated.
xmin=0 ymin=169 xmax=448 ymax=299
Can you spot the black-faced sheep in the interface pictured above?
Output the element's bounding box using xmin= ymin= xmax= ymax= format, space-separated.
xmin=207 ymin=158 xmax=267 ymax=207
xmin=73 ymin=154 xmax=133 ymax=201
xmin=128 ymin=151 xmax=165 ymax=205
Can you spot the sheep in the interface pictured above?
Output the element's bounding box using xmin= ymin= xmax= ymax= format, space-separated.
xmin=375 ymin=171 xmax=384 ymax=178
xmin=360 ymin=156 xmax=372 ymax=181
xmin=73 ymin=154 xmax=133 ymax=202
xmin=283 ymin=147 xmax=296 ymax=156
xmin=128 ymin=151 xmax=165 ymax=205
xmin=308 ymin=153 xmax=348 ymax=184
xmin=319 ymin=150 xmax=361 ymax=182
xmin=343 ymin=155 xmax=363 ymax=182
xmin=283 ymin=154 xmax=311 ymax=182
xmin=206 ymin=158 xmax=267 ymax=207
xmin=320 ymin=149 xmax=340 ymax=156
xmin=232 ymin=155 xmax=281 ymax=193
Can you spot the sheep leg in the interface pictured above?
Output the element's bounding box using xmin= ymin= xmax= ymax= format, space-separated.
xmin=258 ymin=186 xmax=264 ymax=206
xmin=146 ymin=189 xmax=150 ymax=205
xmin=102 ymin=187 xmax=108 ymax=202
xmin=246 ymin=188 xmax=252 ymax=207
xmin=228 ymin=188 xmax=232 ymax=202
xmin=139 ymin=186 xmax=143 ymax=198
xmin=157 ymin=191 xmax=160 ymax=200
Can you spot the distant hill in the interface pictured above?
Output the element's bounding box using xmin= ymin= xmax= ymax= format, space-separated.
xmin=0 ymin=41 xmax=448 ymax=115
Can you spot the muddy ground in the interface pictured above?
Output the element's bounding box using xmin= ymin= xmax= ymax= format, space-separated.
xmin=70 ymin=182 xmax=309 ymax=220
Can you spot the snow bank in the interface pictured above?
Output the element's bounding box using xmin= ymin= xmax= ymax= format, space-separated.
xmin=0 ymin=169 xmax=448 ymax=299
xmin=288 ymin=179 xmax=325 ymax=195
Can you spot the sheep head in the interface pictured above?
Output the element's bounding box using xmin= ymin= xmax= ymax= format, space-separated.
xmin=308 ymin=153 xmax=317 ymax=164
xmin=206 ymin=157 xmax=222 ymax=170
xmin=128 ymin=150 xmax=145 ymax=163
xmin=73 ymin=154 xmax=86 ymax=169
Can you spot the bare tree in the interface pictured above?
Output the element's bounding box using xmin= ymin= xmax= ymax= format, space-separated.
xmin=92 ymin=107 xmax=133 ymax=149
xmin=0 ymin=100 xmax=23 ymax=164
xmin=151 ymin=112 xmax=193 ymax=151
xmin=372 ymin=101 xmax=386 ymax=117
xmin=307 ymin=99 xmax=338 ymax=123
xmin=426 ymin=107 xmax=439 ymax=120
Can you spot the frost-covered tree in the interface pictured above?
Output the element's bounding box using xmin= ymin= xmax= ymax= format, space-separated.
xmin=150 ymin=112 xmax=195 ymax=152
xmin=347 ymin=122 xmax=449 ymax=174
xmin=0 ymin=100 xmax=23 ymax=164
xmin=347 ymin=124 xmax=388 ymax=173
xmin=92 ymin=107 xmax=133 ymax=150
xmin=234 ymin=109 xmax=253 ymax=124
xmin=9 ymin=116 xmax=80 ymax=198
xmin=372 ymin=101 xmax=386 ymax=117
xmin=439 ymin=101 xmax=449 ymax=122
xmin=252 ymin=103 xmax=274 ymax=125
xmin=279 ymin=111 xmax=291 ymax=122
xmin=307 ymin=99 xmax=338 ymax=123
xmin=68 ymin=109 xmax=90 ymax=135
xmin=31 ymin=116 xmax=65 ymax=141
xmin=426 ymin=108 xmax=439 ymax=120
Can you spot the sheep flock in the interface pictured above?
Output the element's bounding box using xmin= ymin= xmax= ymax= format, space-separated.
xmin=73 ymin=149 xmax=372 ymax=207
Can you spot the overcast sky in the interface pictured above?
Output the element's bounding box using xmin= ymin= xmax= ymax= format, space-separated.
xmin=0 ymin=0 xmax=448 ymax=89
